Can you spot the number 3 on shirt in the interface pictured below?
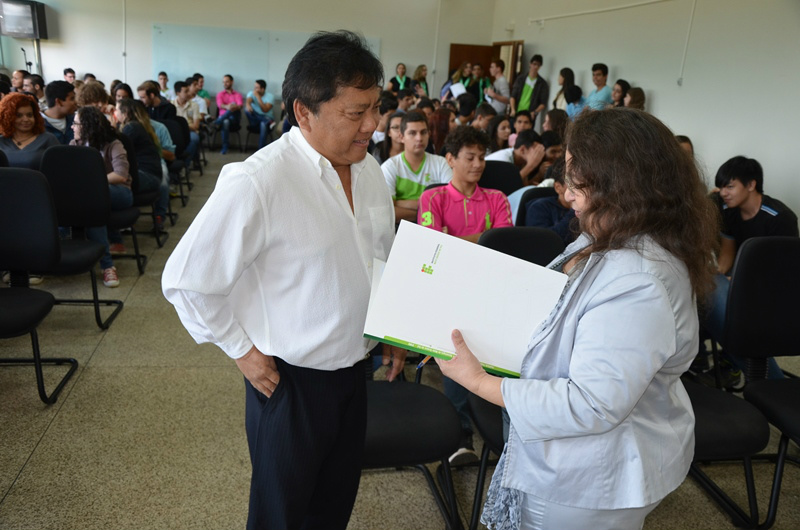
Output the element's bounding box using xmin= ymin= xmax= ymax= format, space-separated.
xmin=421 ymin=211 xmax=433 ymax=227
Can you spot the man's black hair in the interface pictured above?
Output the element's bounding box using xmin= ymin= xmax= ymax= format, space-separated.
xmin=158 ymin=71 xmax=168 ymax=77
xmin=397 ymin=88 xmax=414 ymax=100
xmin=456 ymin=93 xmax=477 ymax=118
xmin=83 ymin=73 xmax=96 ymax=81
xmin=63 ymin=67 xmax=75 ymax=76
xmin=548 ymin=156 xmax=566 ymax=185
xmin=592 ymin=63 xmax=608 ymax=76
xmin=444 ymin=125 xmax=489 ymax=156
xmin=185 ymin=77 xmax=196 ymax=85
xmin=0 ymin=81 xmax=10 ymax=96
xmin=379 ymin=94 xmax=398 ymax=114
xmin=514 ymin=129 xmax=542 ymax=150
xmin=541 ymin=130 xmax=561 ymax=149
xmin=416 ymin=98 xmax=434 ymax=111
xmin=283 ymin=30 xmax=383 ymax=127
xmin=475 ymin=102 xmax=497 ymax=119
xmin=255 ymin=79 xmax=267 ymax=90
xmin=45 ymin=80 xmax=75 ymax=108
xmin=530 ymin=54 xmax=543 ymax=65
xmin=564 ymin=85 xmax=583 ymax=104
xmin=192 ymin=73 xmax=204 ymax=80
xmin=24 ymin=74 xmax=44 ymax=89
xmin=715 ymin=156 xmax=764 ymax=194
xmin=400 ymin=110 xmax=427 ymax=135
xmin=173 ymin=80 xmax=188 ymax=94
xmin=0 ymin=73 xmax=10 ymax=85
xmin=224 ymin=74 xmax=234 ymax=82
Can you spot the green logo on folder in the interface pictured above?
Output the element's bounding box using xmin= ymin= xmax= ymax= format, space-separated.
xmin=421 ymin=264 xmax=434 ymax=275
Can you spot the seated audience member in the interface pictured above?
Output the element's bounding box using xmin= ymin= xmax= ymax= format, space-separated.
xmin=429 ymin=107 xmax=456 ymax=156
xmin=551 ymin=67 xmax=575 ymax=111
xmin=542 ymin=109 xmax=569 ymax=145
xmin=417 ymin=125 xmax=512 ymax=463
xmin=83 ymin=73 xmax=97 ymax=82
xmin=158 ymin=71 xmax=175 ymax=101
xmin=372 ymin=111 xmax=404 ymax=165
xmin=611 ymin=79 xmax=630 ymax=108
xmin=454 ymin=93 xmax=477 ymax=126
xmin=172 ymin=80 xmax=201 ymax=162
xmin=396 ymin=88 xmax=415 ymax=113
xmin=442 ymin=99 xmax=458 ymax=113
xmin=382 ymin=110 xmax=452 ymax=222
xmin=524 ymin=157 xmax=576 ymax=244
xmin=214 ymin=74 xmax=243 ymax=154
xmin=0 ymin=80 xmax=11 ymax=99
xmin=11 ymin=70 xmax=29 ymax=92
xmin=565 ymin=85 xmax=587 ymax=120
xmin=415 ymin=98 xmax=434 ymax=120
xmin=115 ymin=98 xmax=169 ymax=231
xmin=625 ymin=87 xmax=646 ymax=110
xmin=138 ymin=80 xmax=177 ymax=122
xmin=508 ymin=110 xmax=532 ymax=147
xmin=487 ymin=114 xmax=511 ymax=153
xmin=411 ymin=64 xmax=429 ymax=98
xmin=70 ymin=106 xmax=134 ymax=287
xmin=42 ymin=81 xmax=77 ymax=144
xmin=22 ymin=74 xmax=47 ymax=111
xmin=372 ymin=93 xmax=399 ymax=145
xmin=486 ymin=129 xmax=547 ymax=186
xmin=192 ymin=73 xmax=212 ymax=111
xmin=0 ymin=93 xmax=59 ymax=169
xmin=245 ymin=79 xmax=275 ymax=150
xmin=510 ymin=54 xmax=549 ymax=123
xmin=185 ymin=77 xmax=208 ymax=119
xmin=705 ymin=156 xmax=799 ymax=385
xmin=485 ymin=59 xmax=511 ymax=115
xmin=109 ymin=80 xmax=122 ymax=97
xmin=471 ymin=102 xmax=497 ymax=132
xmin=676 ymin=135 xmax=694 ymax=157
xmin=63 ymin=68 xmax=76 ymax=84
xmin=468 ymin=63 xmax=492 ymax=105
xmin=114 ymin=83 xmax=134 ymax=102
xmin=78 ymin=81 xmax=118 ymax=125
xmin=586 ymin=62 xmax=612 ymax=110
xmin=386 ymin=63 xmax=409 ymax=95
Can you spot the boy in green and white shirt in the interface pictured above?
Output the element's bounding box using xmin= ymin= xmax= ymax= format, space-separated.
xmin=381 ymin=111 xmax=452 ymax=222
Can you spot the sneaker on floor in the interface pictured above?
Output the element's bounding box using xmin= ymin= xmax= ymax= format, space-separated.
xmin=1 ymin=271 xmax=9 ymax=284
xmin=102 ymin=267 xmax=120 ymax=288
xmin=109 ymin=243 xmax=126 ymax=255
xmin=448 ymin=446 xmax=479 ymax=466
xmin=28 ymin=274 xmax=44 ymax=285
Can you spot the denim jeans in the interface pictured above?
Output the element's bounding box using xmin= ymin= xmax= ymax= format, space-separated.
xmin=83 ymin=185 xmax=133 ymax=270
xmin=245 ymin=111 xmax=275 ymax=149
xmin=214 ymin=110 xmax=241 ymax=149
xmin=137 ymin=170 xmax=169 ymax=219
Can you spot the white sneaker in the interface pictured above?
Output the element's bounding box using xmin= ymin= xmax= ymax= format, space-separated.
xmin=448 ymin=447 xmax=479 ymax=466
xmin=102 ymin=267 xmax=120 ymax=288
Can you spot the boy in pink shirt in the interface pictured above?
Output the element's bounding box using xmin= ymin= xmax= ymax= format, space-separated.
xmin=418 ymin=126 xmax=512 ymax=243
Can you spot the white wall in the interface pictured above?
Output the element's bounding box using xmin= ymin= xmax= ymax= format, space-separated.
xmin=1 ymin=0 xmax=493 ymax=103
xmin=490 ymin=0 xmax=800 ymax=212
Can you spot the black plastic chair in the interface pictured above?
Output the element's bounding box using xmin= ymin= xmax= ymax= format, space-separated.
xmin=722 ymin=236 xmax=800 ymax=529
xmin=37 ymin=145 xmax=123 ymax=330
xmin=363 ymin=371 xmax=464 ymax=530
xmin=0 ymin=168 xmax=78 ymax=404
xmin=106 ymin=135 xmax=146 ymax=274
xmin=158 ymin=118 xmax=192 ymax=207
xmin=479 ymin=161 xmax=522 ymax=197
xmin=515 ymin=186 xmax=558 ymax=226
xmin=467 ymin=227 xmax=565 ymax=529
xmin=209 ymin=109 xmax=243 ymax=152
xmin=0 ymin=148 xmax=8 ymax=167
xmin=244 ymin=119 xmax=276 ymax=151
xmin=121 ymin=132 xmax=169 ymax=247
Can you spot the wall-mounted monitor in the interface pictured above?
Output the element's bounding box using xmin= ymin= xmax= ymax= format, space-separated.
xmin=0 ymin=0 xmax=47 ymax=40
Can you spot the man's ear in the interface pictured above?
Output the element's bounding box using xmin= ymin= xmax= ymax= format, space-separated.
xmin=746 ymin=179 xmax=757 ymax=192
xmin=445 ymin=151 xmax=455 ymax=168
xmin=293 ymin=100 xmax=311 ymax=130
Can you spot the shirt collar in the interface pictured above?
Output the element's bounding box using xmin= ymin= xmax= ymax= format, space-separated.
xmin=446 ymin=182 xmax=485 ymax=202
xmin=288 ymin=126 xmax=368 ymax=180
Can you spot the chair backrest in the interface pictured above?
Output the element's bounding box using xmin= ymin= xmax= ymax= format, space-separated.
xmin=478 ymin=226 xmax=565 ymax=266
xmin=424 ymin=182 xmax=447 ymax=192
xmin=479 ymin=160 xmax=523 ymax=197
xmin=724 ymin=236 xmax=800 ymax=360
xmin=116 ymin=131 xmax=141 ymax=193
xmin=0 ymin=148 xmax=9 ymax=168
xmin=157 ymin=118 xmax=187 ymax=155
xmin=39 ymin=145 xmax=110 ymax=228
xmin=0 ymin=168 xmax=60 ymax=271
xmin=515 ymin=186 xmax=558 ymax=225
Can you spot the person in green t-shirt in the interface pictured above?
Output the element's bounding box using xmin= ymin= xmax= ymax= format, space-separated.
xmin=509 ymin=54 xmax=550 ymax=127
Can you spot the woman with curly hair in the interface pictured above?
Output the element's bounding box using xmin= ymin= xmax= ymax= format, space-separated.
xmin=69 ymin=105 xmax=132 ymax=287
xmin=78 ymin=81 xmax=117 ymax=126
xmin=429 ymin=107 xmax=456 ymax=156
xmin=0 ymin=92 xmax=59 ymax=169
xmin=438 ymin=108 xmax=719 ymax=530
xmin=411 ymin=64 xmax=429 ymax=98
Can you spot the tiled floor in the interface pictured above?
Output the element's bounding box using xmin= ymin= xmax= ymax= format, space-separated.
xmin=1 ymin=147 xmax=799 ymax=529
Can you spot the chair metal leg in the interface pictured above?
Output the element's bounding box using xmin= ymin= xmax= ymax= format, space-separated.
xmin=111 ymin=226 xmax=148 ymax=275
xmin=0 ymin=329 xmax=78 ymax=404
xmin=415 ymin=461 xmax=464 ymax=530
xmin=54 ymin=269 xmax=124 ymax=330
xmin=469 ymin=443 xmax=493 ymax=530
xmin=689 ymin=458 xmax=761 ymax=529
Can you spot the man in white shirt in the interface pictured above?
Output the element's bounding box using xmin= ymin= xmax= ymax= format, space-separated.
xmin=381 ymin=110 xmax=452 ymax=222
xmin=485 ymin=59 xmax=510 ymax=115
xmin=162 ymin=31 xmax=404 ymax=530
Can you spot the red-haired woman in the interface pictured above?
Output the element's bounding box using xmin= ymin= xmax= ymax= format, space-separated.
xmin=429 ymin=107 xmax=456 ymax=156
xmin=0 ymin=92 xmax=59 ymax=169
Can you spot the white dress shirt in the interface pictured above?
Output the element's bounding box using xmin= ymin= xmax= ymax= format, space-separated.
xmin=162 ymin=126 xmax=395 ymax=370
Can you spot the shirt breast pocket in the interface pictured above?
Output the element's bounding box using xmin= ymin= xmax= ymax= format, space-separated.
xmin=368 ymin=205 xmax=394 ymax=260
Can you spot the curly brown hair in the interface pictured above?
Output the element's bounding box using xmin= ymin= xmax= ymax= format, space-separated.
xmin=566 ymin=108 xmax=719 ymax=299
xmin=77 ymin=81 xmax=110 ymax=107
xmin=0 ymin=92 xmax=45 ymax=136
